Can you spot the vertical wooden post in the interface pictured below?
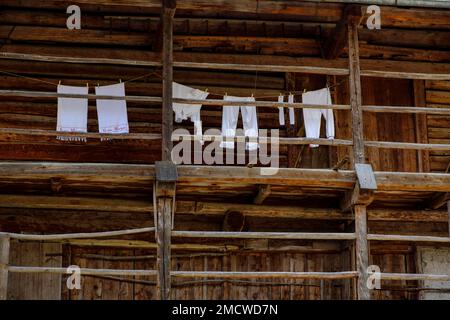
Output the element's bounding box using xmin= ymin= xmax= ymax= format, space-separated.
xmin=161 ymin=0 xmax=176 ymax=161
xmin=154 ymin=161 xmax=177 ymax=300
xmin=156 ymin=193 xmax=173 ymax=300
xmin=348 ymin=21 xmax=364 ymax=165
xmin=448 ymin=200 xmax=450 ymax=237
xmin=0 ymin=235 xmax=10 ymax=300
xmin=348 ymin=20 xmax=370 ymax=300
xmin=354 ymin=205 xmax=369 ymax=300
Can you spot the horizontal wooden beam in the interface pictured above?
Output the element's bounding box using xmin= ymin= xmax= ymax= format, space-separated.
xmin=171 ymin=271 xmax=358 ymax=279
xmin=0 ymin=227 xmax=155 ymax=241
xmin=1 ymin=49 xmax=449 ymax=79
xmin=8 ymin=266 xmax=157 ymax=277
xmin=0 ymin=195 xmax=448 ymax=222
xmin=1 ymin=163 xmax=450 ymax=192
xmin=0 ymin=128 xmax=161 ymax=141
xmin=379 ymin=273 xmax=450 ymax=281
xmin=368 ymin=234 xmax=450 ymax=243
xmin=172 ymin=231 xmax=356 ymax=240
xmin=365 ymin=141 xmax=450 ymax=151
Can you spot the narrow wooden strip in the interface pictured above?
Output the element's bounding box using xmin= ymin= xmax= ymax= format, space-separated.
xmin=171 ymin=231 xmax=356 ymax=240
xmin=367 ymin=234 xmax=450 ymax=243
xmin=171 ymin=271 xmax=358 ymax=279
xmin=0 ymin=227 xmax=155 ymax=241
xmin=8 ymin=266 xmax=157 ymax=277
xmin=365 ymin=141 xmax=450 ymax=151
xmin=379 ymin=273 xmax=450 ymax=281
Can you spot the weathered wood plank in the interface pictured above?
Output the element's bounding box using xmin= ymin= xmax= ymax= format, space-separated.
xmin=354 ymin=205 xmax=369 ymax=300
xmin=0 ymin=236 xmax=10 ymax=300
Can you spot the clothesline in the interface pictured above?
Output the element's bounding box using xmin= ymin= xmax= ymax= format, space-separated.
xmin=0 ymin=69 xmax=345 ymax=99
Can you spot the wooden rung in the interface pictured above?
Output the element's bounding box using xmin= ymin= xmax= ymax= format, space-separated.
xmin=367 ymin=234 xmax=450 ymax=243
xmin=379 ymin=273 xmax=450 ymax=282
xmin=171 ymin=271 xmax=358 ymax=280
xmin=171 ymin=231 xmax=356 ymax=240
xmin=0 ymin=227 xmax=155 ymax=241
xmin=8 ymin=266 xmax=157 ymax=277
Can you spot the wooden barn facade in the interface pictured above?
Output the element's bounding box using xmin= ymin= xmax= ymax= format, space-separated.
xmin=0 ymin=0 xmax=449 ymax=300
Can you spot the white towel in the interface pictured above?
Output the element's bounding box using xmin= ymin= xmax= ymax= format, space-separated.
xmin=95 ymin=83 xmax=129 ymax=137
xmin=56 ymin=84 xmax=89 ymax=142
xmin=288 ymin=94 xmax=295 ymax=125
xmin=278 ymin=95 xmax=285 ymax=126
xmin=302 ymin=87 xmax=335 ymax=148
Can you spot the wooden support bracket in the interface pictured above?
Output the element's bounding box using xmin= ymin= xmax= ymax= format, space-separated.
xmin=341 ymin=164 xmax=376 ymax=212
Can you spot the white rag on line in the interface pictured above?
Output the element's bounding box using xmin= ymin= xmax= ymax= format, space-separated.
xmin=56 ymin=84 xmax=89 ymax=142
xmin=302 ymin=87 xmax=335 ymax=148
xmin=95 ymin=82 xmax=129 ymax=137
xmin=278 ymin=94 xmax=295 ymax=126
xmin=220 ymin=95 xmax=259 ymax=151
xmin=172 ymin=82 xmax=209 ymax=144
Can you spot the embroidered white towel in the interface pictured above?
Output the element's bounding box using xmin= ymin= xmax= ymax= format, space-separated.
xmin=56 ymin=84 xmax=89 ymax=142
xmin=95 ymin=83 xmax=129 ymax=137
xmin=173 ymin=82 xmax=209 ymax=144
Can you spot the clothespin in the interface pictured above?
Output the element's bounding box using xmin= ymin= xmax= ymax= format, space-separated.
xmin=251 ymin=92 xmax=254 ymax=98
xmin=303 ymin=88 xmax=307 ymax=94
xmin=86 ymin=83 xmax=89 ymax=88
xmin=58 ymin=80 xmax=61 ymax=85
xmin=97 ymin=83 xmax=100 ymax=87
xmin=225 ymin=92 xmax=227 ymax=98
xmin=205 ymin=88 xmax=208 ymax=93
xmin=119 ymin=79 xmax=122 ymax=83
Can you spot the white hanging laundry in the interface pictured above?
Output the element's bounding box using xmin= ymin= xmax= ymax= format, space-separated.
xmin=56 ymin=84 xmax=89 ymax=142
xmin=220 ymin=95 xmax=258 ymax=151
xmin=172 ymin=82 xmax=209 ymax=144
xmin=288 ymin=94 xmax=295 ymax=125
xmin=278 ymin=95 xmax=285 ymax=126
xmin=95 ymin=82 xmax=129 ymax=137
xmin=302 ymin=87 xmax=335 ymax=148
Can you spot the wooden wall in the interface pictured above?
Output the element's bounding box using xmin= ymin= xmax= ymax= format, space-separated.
xmin=335 ymin=77 xmax=419 ymax=172
xmin=425 ymin=80 xmax=450 ymax=173
xmin=62 ymin=245 xmax=348 ymax=300
xmin=7 ymin=241 xmax=62 ymax=300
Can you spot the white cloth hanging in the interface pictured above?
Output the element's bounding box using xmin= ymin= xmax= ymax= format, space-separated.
xmin=95 ymin=83 xmax=129 ymax=136
xmin=278 ymin=95 xmax=285 ymax=126
xmin=172 ymin=82 xmax=209 ymax=144
xmin=277 ymin=95 xmax=295 ymax=126
xmin=288 ymin=94 xmax=295 ymax=125
xmin=220 ymin=95 xmax=258 ymax=151
xmin=56 ymin=84 xmax=89 ymax=142
xmin=302 ymin=87 xmax=335 ymax=148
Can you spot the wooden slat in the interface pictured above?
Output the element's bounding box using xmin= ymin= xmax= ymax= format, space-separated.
xmin=354 ymin=205 xmax=369 ymax=300
xmin=368 ymin=234 xmax=450 ymax=243
xmin=0 ymin=236 xmax=10 ymax=300
xmin=172 ymin=231 xmax=356 ymax=240
xmin=171 ymin=271 xmax=358 ymax=280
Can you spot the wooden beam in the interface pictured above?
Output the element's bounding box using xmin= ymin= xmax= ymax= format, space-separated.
xmin=154 ymin=178 xmax=175 ymax=300
xmin=161 ymin=0 xmax=176 ymax=161
xmin=8 ymin=266 xmax=157 ymax=277
xmin=2 ymin=46 xmax=450 ymax=79
xmin=171 ymin=271 xmax=358 ymax=280
xmin=367 ymin=234 xmax=450 ymax=243
xmin=0 ymin=235 xmax=9 ymax=300
xmin=172 ymin=231 xmax=356 ymax=240
xmin=428 ymin=192 xmax=450 ymax=210
xmin=448 ymin=200 xmax=450 ymax=237
xmin=348 ymin=20 xmax=364 ymax=165
xmin=324 ymin=5 xmax=363 ymax=59
xmin=379 ymin=273 xmax=450 ymax=282
xmin=354 ymin=205 xmax=370 ymax=300
xmin=340 ymin=182 xmax=374 ymax=212
xmin=253 ymin=185 xmax=271 ymax=204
